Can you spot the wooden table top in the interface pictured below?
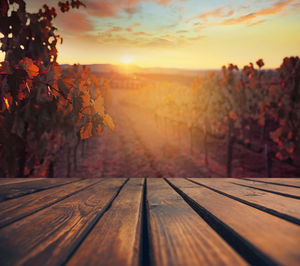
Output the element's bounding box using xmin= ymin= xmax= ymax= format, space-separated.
xmin=0 ymin=178 xmax=299 ymax=266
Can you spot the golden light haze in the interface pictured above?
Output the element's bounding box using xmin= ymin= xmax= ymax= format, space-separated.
xmin=1 ymin=0 xmax=300 ymax=69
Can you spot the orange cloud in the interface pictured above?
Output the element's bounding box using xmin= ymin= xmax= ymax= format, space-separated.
xmin=293 ymin=2 xmax=300 ymax=10
xmin=256 ymin=0 xmax=296 ymax=16
xmin=226 ymin=10 xmax=235 ymax=17
xmin=222 ymin=0 xmax=297 ymax=25
xmin=133 ymin=31 xmax=153 ymax=36
xmin=176 ymin=30 xmax=188 ymax=33
xmin=55 ymin=12 xmax=93 ymax=33
xmin=87 ymin=1 xmax=123 ymax=17
xmin=86 ymin=0 xmax=182 ymax=18
xmin=160 ymin=34 xmax=172 ymax=38
xmin=86 ymin=0 xmax=144 ymax=17
xmin=126 ymin=23 xmax=141 ymax=32
xmin=156 ymin=0 xmax=186 ymax=5
xmin=157 ymin=0 xmax=174 ymax=4
xmin=107 ymin=26 xmax=123 ymax=33
xmin=221 ymin=13 xmax=256 ymax=25
xmin=187 ymin=0 xmax=296 ymax=27
xmin=188 ymin=35 xmax=206 ymax=41
xmin=146 ymin=38 xmax=174 ymax=47
xmin=247 ymin=20 xmax=266 ymax=26
xmin=197 ymin=6 xmax=226 ymax=20
xmin=187 ymin=5 xmax=234 ymax=23
xmin=95 ymin=29 xmax=184 ymax=48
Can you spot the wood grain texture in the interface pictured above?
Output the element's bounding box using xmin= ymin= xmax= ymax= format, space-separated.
xmin=188 ymin=178 xmax=300 ymax=224
xmin=0 ymin=178 xmax=78 ymax=201
xmin=168 ymin=178 xmax=300 ymax=266
xmin=231 ymin=179 xmax=300 ymax=199
xmin=0 ymin=179 xmax=100 ymax=228
xmin=244 ymin=178 xmax=300 ymax=188
xmin=67 ymin=178 xmax=144 ymax=266
xmin=147 ymin=178 xmax=247 ymax=266
xmin=0 ymin=178 xmax=126 ymax=266
xmin=0 ymin=178 xmax=44 ymax=185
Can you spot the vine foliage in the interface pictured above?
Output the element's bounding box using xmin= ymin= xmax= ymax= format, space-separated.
xmin=0 ymin=0 xmax=114 ymax=177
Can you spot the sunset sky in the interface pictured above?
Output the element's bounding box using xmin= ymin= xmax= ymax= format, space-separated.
xmin=4 ymin=0 xmax=300 ymax=69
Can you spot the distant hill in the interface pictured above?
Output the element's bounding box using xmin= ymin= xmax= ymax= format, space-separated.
xmin=60 ymin=63 xmax=217 ymax=76
xmin=60 ymin=64 xmax=121 ymax=73
xmin=137 ymin=67 xmax=218 ymax=76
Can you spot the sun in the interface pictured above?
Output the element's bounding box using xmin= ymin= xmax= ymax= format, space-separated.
xmin=121 ymin=54 xmax=133 ymax=64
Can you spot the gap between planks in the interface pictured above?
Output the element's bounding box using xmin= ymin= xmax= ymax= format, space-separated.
xmin=1 ymin=178 xmax=300 ymax=266
xmin=231 ymin=179 xmax=300 ymax=200
xmin=146 ymin=178 xmax=247 ymax=266
xmin=167 ymin=178 xmax=300 ymax=266
xmin=0 ymin=178 xmax=128 ymax=266
xmin=66 ymin=178 xmax=144 ymax=266
xmin=0 ymin=178 xmax=81 ymax=202
xmin=0 ymin=179 xmax=103 ymax=228
xmin=187 ymin=178 xmax=300 ymax=226
xmin=244 ymin=178 xmax=300 ymax=189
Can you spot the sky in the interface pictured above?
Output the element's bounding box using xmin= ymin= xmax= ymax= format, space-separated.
xmin=3 ymin=0 xmax=300 ymax=69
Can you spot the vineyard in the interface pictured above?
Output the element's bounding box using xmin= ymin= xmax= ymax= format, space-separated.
xmin=121 ymin=58 xmax=300 ymax=177
xmin=0 ymin=1 xmax=299 ymax=266
xmin=0 ymin=0 xmax=300 ymax=178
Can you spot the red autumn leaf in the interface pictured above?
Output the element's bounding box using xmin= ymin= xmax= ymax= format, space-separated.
xmin=80 ymin=122 xmax=92 ymax=139
xmin=229 ymin=110 xmax=238 ymax=121
xmin=19 ymin=58 xmax=39 ymax=79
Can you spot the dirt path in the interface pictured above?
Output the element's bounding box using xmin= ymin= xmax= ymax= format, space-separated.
xmin=52 ymin=87 xmax=300 ymax=178
xmin=54 ymin=88 xmax=212 ymax=178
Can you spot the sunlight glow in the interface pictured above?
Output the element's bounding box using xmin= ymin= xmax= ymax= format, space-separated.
xmin=121 ymin=55 xmax=133 ymax=64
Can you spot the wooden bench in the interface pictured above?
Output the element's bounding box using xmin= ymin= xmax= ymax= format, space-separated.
xmin=0 ymin=178 xmax=299 ymax=265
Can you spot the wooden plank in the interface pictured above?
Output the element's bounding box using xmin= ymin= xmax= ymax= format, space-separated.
xmin=147 ymin=178 xmax=247 ymax=266
xmin=231 ymin=179 xmax=300 ymax=199
xmin=0 ymin=178 xmax=44 ymax=186
xmin=0 ymin=179 xmax=100 ymax=228
xmin=189 ymin=178 xmax=300 ymax=225
xmin=168 ymin=178 xmax=300 ymax=266
xmin=67 ymin=178 xmax=144 ymax=266
xmin=0 ymin=178 xmax=78 ymax=202
xmin=0 ymin=178 xmax=126 ymax=266
xmin=244 ymin=178 xmax=300 ymax=188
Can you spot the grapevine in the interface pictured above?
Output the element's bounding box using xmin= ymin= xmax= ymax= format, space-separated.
xmin=0 ymin=0 xmax=114 ymax=177
xmin=122 ymin=57 xmax=300 ymax=177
